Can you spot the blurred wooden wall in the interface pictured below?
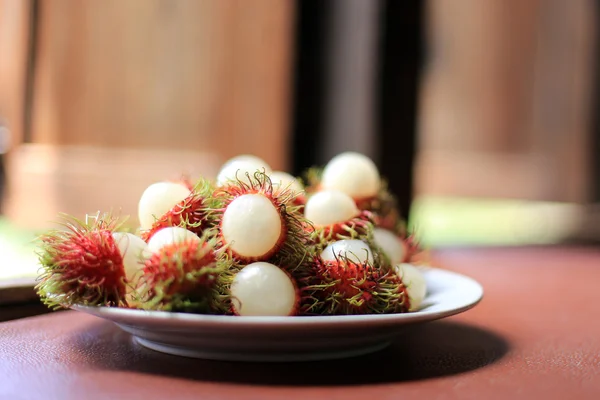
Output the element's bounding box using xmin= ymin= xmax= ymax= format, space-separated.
xmin=417 ymin=0 xmax=596 ymax=203
xmin=0 ymin=0 xmax=29 ymax=146
xmin=0 ymin=0 xmax=294 ymax=229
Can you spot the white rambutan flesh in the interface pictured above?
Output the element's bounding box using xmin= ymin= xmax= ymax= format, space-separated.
xmin=321 ymin=239 xmax=374 ymax=265
xmin=216 ymin=157 xmax=272 ymax=187
xmin=138 ymin=182 xmax=191 ymax=230
xmin=373 ymin=228 xmax=406 ymax=265
xmin=394 ymin=263 xmax=427 ymax=311
xmin=146 ymin=227 xmax=201 ymax=254
xmin=269 ymin=171 xmax=304 ymax=194
xmin=221 ymin=194 xmax=282 ymax=259
xmin=230 ymin=262 xmax=297 ymax=316
xmin=304 ymin=190 xmax=359 ymax=226
xmin=111 ymin=232 xmax=149 ymax=280
xmin=320 ymin=152 xmax=381 ymax=199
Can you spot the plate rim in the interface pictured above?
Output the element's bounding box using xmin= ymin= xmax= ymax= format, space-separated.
xmin=71 ymin=267 xmax=483 ymax=328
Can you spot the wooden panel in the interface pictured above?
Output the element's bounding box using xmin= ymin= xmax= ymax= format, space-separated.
xmin=529 ymin=0 xmax=596 ymax=202
xmin=419 ymin=0 xmax=540 ymax=154
xmin=4 ymin=143 xmax=221 ymax=230
xmin=417 ymin=0 xmax=595 ymax=203
xmin=30 ymin=0 xmax=293 ymax=170
xmin=0 ymin=0 xmax=30 ymax=146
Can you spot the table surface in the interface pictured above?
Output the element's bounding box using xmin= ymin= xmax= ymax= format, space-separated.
xmin=1 ymin=246 xmax=600 ymax=400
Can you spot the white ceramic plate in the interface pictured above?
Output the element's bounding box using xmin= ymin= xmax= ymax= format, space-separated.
xmin=72 ymin=267 xmax=483 ymax=362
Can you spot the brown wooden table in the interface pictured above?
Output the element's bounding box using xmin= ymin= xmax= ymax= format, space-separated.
xmin=1 ymin=246 xmax=600 ymax=399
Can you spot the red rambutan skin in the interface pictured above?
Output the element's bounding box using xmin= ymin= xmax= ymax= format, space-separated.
xmin=354 ymin=192 xmax=403 ymax=232
xmin=318 ymin=260 xmax=377 ymax=313
xmin=141 ymin=240 xmax=217 ymax=299
xmin=395 ymin=232 xmax=430 ymax=266
xmin=271 ymin=179 xmax=307 ymax=210
xmin=141 ymin=193 xmax=208 ymax=242
xmin=372 ymin=208 xmax=401 ymax=232
xmin=37 ymin=223 xmax=128 ymax=308
xmin=289 ymin=193 xmax=306 ymax=210
xmin=306 ymin=210 xmax=374 ymax=246
xmin=327 ymin=209 xmax=373 ymax=237
xmin=401 ymin=234 xmax=421 ymax=263
xmin=300 ymin=257 xmax=410 ymax=315
xmin=353 ymin=195 xmax=377 ymax=211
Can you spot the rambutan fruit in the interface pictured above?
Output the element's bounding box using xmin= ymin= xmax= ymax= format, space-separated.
xmin=172 ymin=176 xmax=195 ymax=191
xmin=303 ymin=190 xmax=374 ymax=245
xmin=111 ymin=232 xmax=150 ymax=286
xmin=371 ymin=225 xmax=427 ymax=271
xmin=139 ymin=178 xmax=220 ymax=242
xmin=304 ymin=152 xmax=380 ymax=201
xmin=302 ymin=153 xmax=402 ymax=231
xmin=300 ymin=253 xmax=410 ymax=316
xmin=372 ymin=228 xmax=407 ymax=265
xmin=393 ymin=263 xmax=427 ymax=311
xmin=36 ymin=214 xmax=147 ymax=309
xmin=146 ymin=226 xmax=203 ymax=253
xmin=304 ymin=190 xmax=358 ymax=226
xmin=355 ymin=181 xmax=402 ymax=231
xmin=229 ymin=261 xmax=299 ymax=316
xmin=401 ymin=231 xmax=423 ymax=263
xmin=298 ymin=239 xmax=410 ymax=315
xmin=212 ymin=171 xmax=310 ymax=270
xmin=320 ymin=239 xmax=375 ymax=265
xmin=269 ymin=171 xmax=307 ymax=207
xmin=216 ymin=154 xmax=272 ymax=187
xmin=320 ymin=152 xmax=381 ymax=200
xmin=138 ymin=181 xmax=191 ymax=231
xmin=135 ymin=230 xmax=231 ymax=313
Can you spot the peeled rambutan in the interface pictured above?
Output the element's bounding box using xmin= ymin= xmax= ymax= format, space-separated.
xmin=135 ymin=233 xmax=230 ymax=313
xmin=216 ymin=155 xmax=272 ymax=187
xmin=140 ymin=178 xmax=221 ymax=242
xmin=372 ymin=227 xmax=407 ymax=265
xmin=212 ymin=171 xmax=310 ymax=271
xmin=381 ymin=221 xmax=424 ymax=264
xmin=321 ymin=152 xmax=380 ymax=198
xmin=320 ymin=239 xmax=375 ymax=265
xmin=304 ymin=151 xmax=379 ymax=195
xmin=36 ymin=214 xmax=143 ymax=309
xmin=393 ymin=263 xmax=427 ymax=311
xmin=228 ymin=261 xmax=300 ymax=316
xmin=138 ymin=182 xmax=191 ymax=230
xmin=302 ymin=153 xmax=402 ymax=232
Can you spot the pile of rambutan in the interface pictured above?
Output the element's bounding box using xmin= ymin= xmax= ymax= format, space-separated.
xmin=36 ymin=152 xmax=428 ymax=316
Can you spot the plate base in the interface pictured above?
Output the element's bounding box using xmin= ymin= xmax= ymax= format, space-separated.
xmin=134 ymin=336 xmax=391 ymax=362
xmin=71 ymin=267 xmax=483 ymax=363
